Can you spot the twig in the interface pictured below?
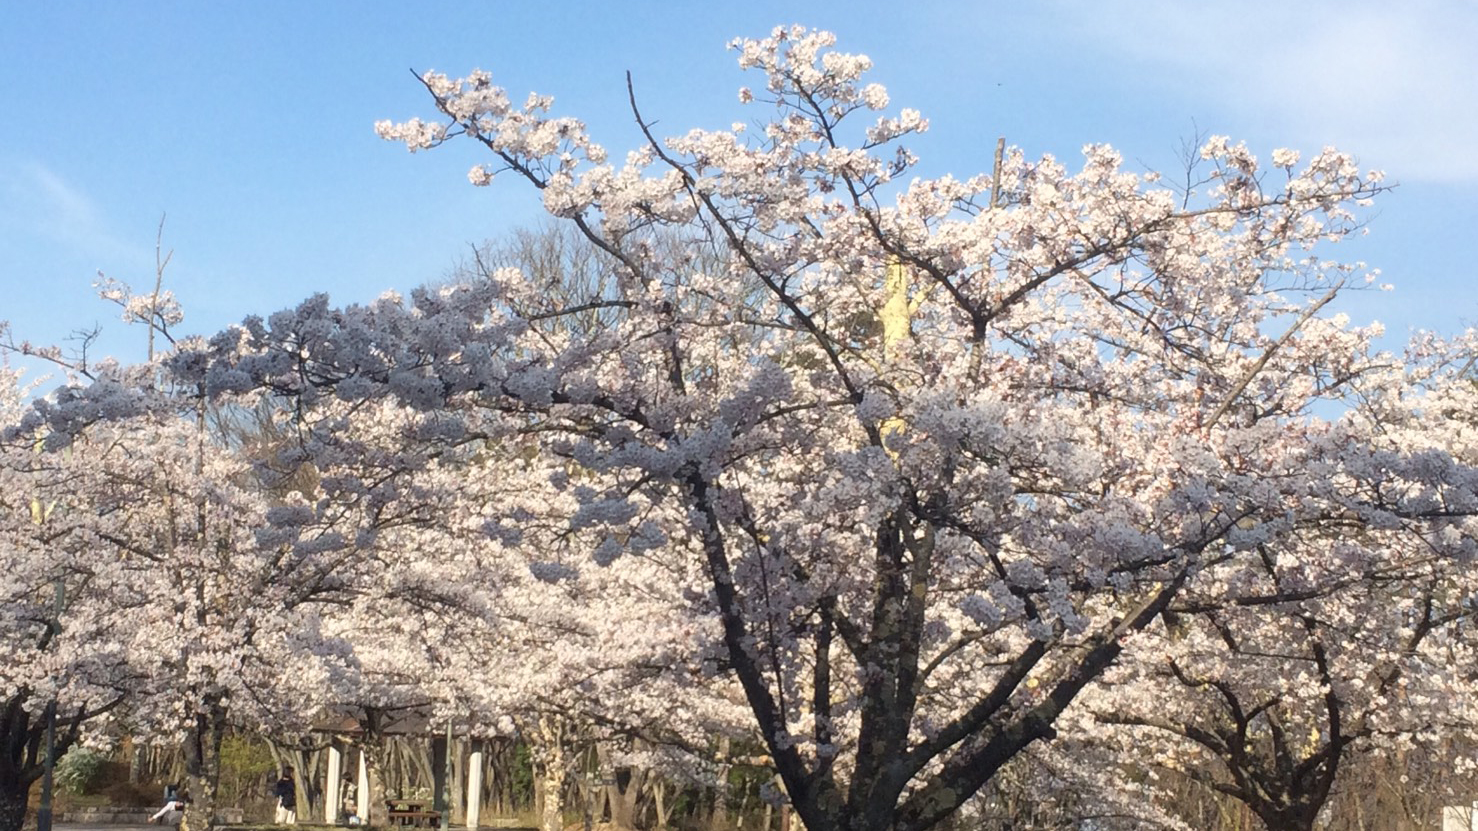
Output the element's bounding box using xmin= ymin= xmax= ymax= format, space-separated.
xmin=1205 ymin=281 xmax=1344 ymax=431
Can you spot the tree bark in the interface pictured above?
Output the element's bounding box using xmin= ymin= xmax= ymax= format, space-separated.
xmin=1244 ymin=797 xmax=1323 ymax=831
xmin=451 ymin=737 xmax=465 ymax=825
xmin=531 ymin=717 xmax=568 ymax=831
xmin=650 ymin=777 xmax=672 ymax=830
xmin=708 ymin=737 xmax=730 ymax=831
xmin=0 ymin=692 xmax=87 ymax=831
xmin=181 ymin=695 xmax=229 ymax=831
xmin=128 ymin=737 xmax=144 ymax=784
xmin=0 ymin=695 xmax=33 ymax=831
xmin=0 ymin=778 xmax=27 ymax=831
xmin=597 ymin=743 xmax=643 ymax=830
xmin=358 ymin=709 xmax=390 ymax=827
xmin=267 ymin=743 xmax=324 ymax=820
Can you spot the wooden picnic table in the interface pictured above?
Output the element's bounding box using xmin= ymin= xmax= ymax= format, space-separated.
xmin=385 ymin=799 xmax=442 ymax=827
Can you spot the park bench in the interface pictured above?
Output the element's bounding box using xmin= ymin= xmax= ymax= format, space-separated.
xmin=385 ymin=799 xmax=441 ymax=827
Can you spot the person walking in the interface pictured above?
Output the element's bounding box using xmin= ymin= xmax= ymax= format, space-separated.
xmin=273 ymin=768 xmax=298 ymax=825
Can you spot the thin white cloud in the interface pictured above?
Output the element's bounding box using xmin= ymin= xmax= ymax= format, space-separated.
xmin=0 ymin=160 xmax=148 ymax=266
xmin=25 ymin=163 xmax=98 ymax=228
xmin=1051 ymin=0 xmax=1478 ymax=182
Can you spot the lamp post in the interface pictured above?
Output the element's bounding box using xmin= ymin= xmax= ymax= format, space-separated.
xmin=36 ymin=700 xmax=56 ymax=831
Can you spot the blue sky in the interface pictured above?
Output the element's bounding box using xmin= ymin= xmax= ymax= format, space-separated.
xmin=2 ymin=1 xmax=1474 ymax=376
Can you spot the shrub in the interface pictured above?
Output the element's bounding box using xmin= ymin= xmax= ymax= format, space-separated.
xmin=55 ymin=747 xmax=107 ymax=795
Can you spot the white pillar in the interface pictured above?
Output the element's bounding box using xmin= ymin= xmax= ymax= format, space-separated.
xmin=357 ymin=749 xmax=370 ymax=821
xmin=465 ymin=745 xmax=483 ymax=829
xmin=325 ymin=744 xmax=343 ymax=824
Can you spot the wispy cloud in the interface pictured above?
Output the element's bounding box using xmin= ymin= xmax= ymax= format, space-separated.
xmin=25 ymin=163 xmax=98 ymax=227
xmin=0 ymin=159 xmax=149 ymax=267
xmin=1051 ymin=0 xmax=1478 ymax=183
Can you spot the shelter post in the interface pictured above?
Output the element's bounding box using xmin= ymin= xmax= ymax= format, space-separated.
xmin=324 ymin=743 xmax=343 ymax=824
xmin=465 ymin=742 xmax=482 ymax=830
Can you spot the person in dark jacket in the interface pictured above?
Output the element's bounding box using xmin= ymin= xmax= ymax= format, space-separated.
xmin=273 ymin=768 xmax=297 ymax=825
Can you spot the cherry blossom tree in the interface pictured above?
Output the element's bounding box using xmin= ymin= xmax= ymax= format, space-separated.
xmin=960 ymin=743 xmax=1189 ymax=831
xmin=294 ymin=384 xmax=753 ymax=831
xmin=1082 ymin=336 xmax=1478 ymax=831
xmin=0 ymin=366 xmax=135 ymax=831
xmin=8 ymin=279 xmax=367 ymax=831
xmin=1092 ymin=550 xmax=1477 ymax=831
xmin=27 ymin=25 xmax=1478 ymax=831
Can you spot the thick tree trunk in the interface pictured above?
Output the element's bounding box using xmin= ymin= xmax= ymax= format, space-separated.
xmin=358 ymin=710 xmax=390 ymax=827
xmin=531 ymin=717 xmax=568 ymax=831
xmin=0 ymin=696 xmax=92 ymax=831
xmin=365 ymin=746 xmax=390 ymax=826
xmin=0 ymin=695 xmax=88 ymax=831
xmin=501 ymin=739 xmax=524 ymax=816
xmin=0 ymin=695 xmax=34 ymax=831
xmin=597 ymin=742 xmax=643 ymax=831
xmin=450 ymin=738 xmax=465 ymax=825
xmin=0 ymin=778 xmax=27 ymax=831
xmin=708 ymin=736 xmax=730 ymax=831
xmin=295 ymin=747 xmax=323 ymax=819
xmin=126 ymin=737 xmax=143 ymax=784
xmin=1252 ymin=807 xmax=1318 ymax=831
xmin=181 ymin=696 xmax=229 ymax=831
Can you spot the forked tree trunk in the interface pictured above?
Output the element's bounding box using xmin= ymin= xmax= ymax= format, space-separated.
xmin=597 ymin=742 xmax=643 ymax=830
xmin=1251 ymin=803 xmax=1320 ymax=831
xmin=267 ymin=743 xmax=323 ymax=820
